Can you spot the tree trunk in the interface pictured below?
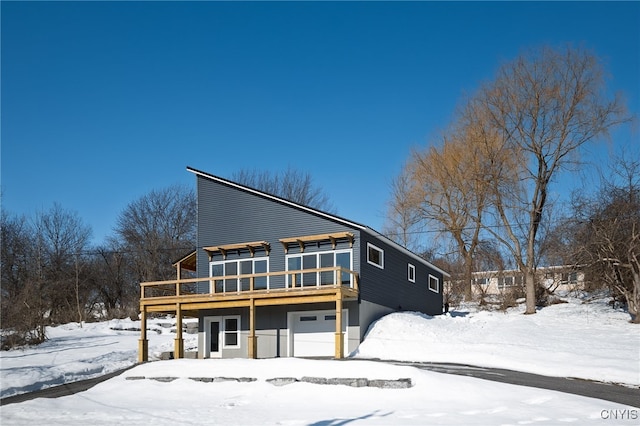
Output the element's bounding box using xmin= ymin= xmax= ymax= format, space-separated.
xmin=464 ymin=254 xmax=474 ymax=302
xmin=624 ymin=269 xmax=640 ymax=324
xmin=524 ymin=268 xmax=536 ymax=314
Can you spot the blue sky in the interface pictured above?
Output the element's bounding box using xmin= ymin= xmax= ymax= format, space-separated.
xmin=2 ymin=1 xmax=638 ymax=246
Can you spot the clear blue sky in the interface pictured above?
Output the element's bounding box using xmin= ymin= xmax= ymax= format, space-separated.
xmin=2 ymin=1 xmax=638 ymax=246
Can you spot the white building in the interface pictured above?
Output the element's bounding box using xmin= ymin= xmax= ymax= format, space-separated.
xmin=470 ymin=265 xmax=585 ymax=295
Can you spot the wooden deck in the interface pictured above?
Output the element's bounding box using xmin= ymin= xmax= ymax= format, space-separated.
xmin=138 ymin=267 xmax=359 ymax=362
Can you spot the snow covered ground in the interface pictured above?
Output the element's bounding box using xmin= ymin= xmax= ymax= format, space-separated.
xmin=354 ymin=294 xmax=640 ymax=386
xmin=1 ymin=294 xmax=638 ymax=425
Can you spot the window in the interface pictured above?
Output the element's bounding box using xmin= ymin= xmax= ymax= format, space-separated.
xmin=498 ymin=276 xmax=514 ymax=290
xmin=287 ymin=256 xmax=302 ymax=287
xmin=210 ymin=257 xmax=270 ymax=292
xmin=223 ymin=316 xmax=240 ymax=348
xmin=335 ymin=251 xmax=352 ymax=285
xmin=286 ymin=249 xmax=352 ymax=287
xmin=428 ymin=274 xmax=439 ymax=293
xmin=320 ymin=252 xmax=334 ymax=285
xmin=408 ymin=263 xmax=416 ymax=283
xmin=569 ymin=272 xmax=578 ymax=283
xmin=302 ymin=254 xmax=317 ymax=286
xmin=475 ymin=277 xmax=487 ymax=285
xmin=367 ymin=243 xmax=384 ymax=269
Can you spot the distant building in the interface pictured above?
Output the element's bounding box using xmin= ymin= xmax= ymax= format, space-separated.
xmin=470 ymin=265 xmax=585 ymax=295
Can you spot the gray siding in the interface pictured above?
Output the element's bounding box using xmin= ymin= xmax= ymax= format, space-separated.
xmin=198 ymin=302 xmax=360 ymax=358
xmin=359 ymin=231 xmax=444 ymax=316
xmin=195 ymin=175 xmax=361 ymax=287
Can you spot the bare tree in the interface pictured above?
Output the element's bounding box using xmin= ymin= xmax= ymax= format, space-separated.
xmin=573 ymin=155 xmax=640 ymax=322
xmin=90 ymin=240 xmax=138 ymax=319
xmin=383 ymin=164 xmax=423 ymax=251
xmin=0 ymin=211 xmax=46 ymax=347
xmin=475 ymin=46 xmax=628 ymax=314
xmin=1 ymin=211 xmax=31 ymax=302
xmin=32 ymin=203 xmax=92 ymax=324
xmin=115 ymin=184 xmax=196 ymax=283
xmin=233 ymin=167 xmax=335 ymax=213
xmin=399 ymin=104 xmax=506 ymax=301
xmin=1 ymin=204 xmax=93 ymax=347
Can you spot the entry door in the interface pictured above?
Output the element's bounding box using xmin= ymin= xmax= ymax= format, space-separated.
xmin=205 ymin=317 xmax=222 ymax=358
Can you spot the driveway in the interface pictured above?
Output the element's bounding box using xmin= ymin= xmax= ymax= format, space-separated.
xmin=1 ymin=360 xmax=638 ymax=408
xmin=386 ymin=361 xmax=639 ymax=408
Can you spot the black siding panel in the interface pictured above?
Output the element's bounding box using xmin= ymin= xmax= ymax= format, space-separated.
xmin=359 ymin=231 xmax=443 ymax=316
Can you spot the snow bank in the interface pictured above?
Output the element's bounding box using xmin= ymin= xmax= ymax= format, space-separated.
xmin=353 ymin=296 xmax=640 ymax=385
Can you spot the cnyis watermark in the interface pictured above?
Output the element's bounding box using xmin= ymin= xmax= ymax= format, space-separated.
xmin=600 ymin=409 xmax=638 ymax=420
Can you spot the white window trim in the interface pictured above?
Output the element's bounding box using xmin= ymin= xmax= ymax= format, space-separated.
xmin=428 ymin=274 xmax=439 ymax=293
xmin=222 ymin=315 xmax=241 ymax=349
xmin=408 ymin=263 xmax=416 ymax=283
xmin=203 ymin=315 xmax=241 ymax=357
xmin=209 ymin=257 xmax=270 ymax=292
xmin=285 ymin=249 xmax=353 ymax=287
xmin=367 ymin=242 xmax=384 ymax=269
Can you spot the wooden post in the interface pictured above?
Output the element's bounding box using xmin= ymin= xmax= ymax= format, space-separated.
xmin=248 ymin=298 xmax=257 ymax=359
xmin=176 ymin=261 xmax=181 ymax=296
xmin=138 ymin=308 xmax=148 ymax=363
xmin=174 ymin=303 xmax=184 ymax=359
xmin=335 ymin=296 xmax=344 ymax=359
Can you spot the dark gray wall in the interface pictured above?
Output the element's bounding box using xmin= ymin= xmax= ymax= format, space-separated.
xmin=193 ymin=172 xmax=443 ymax=316
xmin=195 ymin=175 xmax=361 ymax=289
xmin=359 ymin=231 xmax=444 ymax=316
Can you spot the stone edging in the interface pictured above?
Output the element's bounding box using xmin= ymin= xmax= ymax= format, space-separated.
xmin=125 ymin=376 xmax=412 ymax=389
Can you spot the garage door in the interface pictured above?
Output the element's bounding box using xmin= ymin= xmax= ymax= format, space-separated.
xmin=291 ymin=310 xmax=347 ymax=357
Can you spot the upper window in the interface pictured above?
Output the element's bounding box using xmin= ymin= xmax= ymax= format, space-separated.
xmin=408 ymin=263 xmax=416 ymax=283
xmin=428 ymin=274 xmax=439 ymax=293
xmin=210 ymin=257 xmax=269 ymax=292
xmin=367 ymin=243 xmax=384 ymax=269
xmin=286 ymin=249 xmax=353 ymax=287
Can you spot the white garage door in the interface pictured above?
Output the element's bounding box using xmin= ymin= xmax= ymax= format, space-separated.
xmin=291 ymin=310 xmax=348 ymax=357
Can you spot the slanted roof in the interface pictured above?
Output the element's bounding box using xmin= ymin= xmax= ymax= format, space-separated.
xmin=172 ymin=250 xmax=197 ymax=272
xmin=186 ymin=166 xmax=449 ymax=277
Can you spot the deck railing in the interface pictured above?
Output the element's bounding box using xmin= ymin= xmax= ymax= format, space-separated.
xmin=140 ymin=266 xmax=359 ymax=300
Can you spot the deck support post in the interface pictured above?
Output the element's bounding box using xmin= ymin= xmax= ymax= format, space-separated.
xmin=335 ymin=295 xmax=344 ymax=359
xmin=248 ymin=298 xmax=257 ymax=359
xmin=138 ymin=308 xmax=148 ymax=363
xmin=174 ymin=303 xmax=184 ymax=359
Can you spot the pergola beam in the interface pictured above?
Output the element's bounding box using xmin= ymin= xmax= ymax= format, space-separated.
xmin=280 ymin=232 xmax=354 ymax=254
xmin=204 ymin=241 xmax=270 ymax=260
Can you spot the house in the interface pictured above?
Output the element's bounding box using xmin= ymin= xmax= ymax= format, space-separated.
xmin=138 ymin=167 xmax=447 ymax=361
xmin=470 ymin=265 xmax=585 ymax=295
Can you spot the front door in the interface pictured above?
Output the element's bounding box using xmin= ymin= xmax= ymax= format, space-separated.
xmin=205 ymin=317 xmax=222 ymax=358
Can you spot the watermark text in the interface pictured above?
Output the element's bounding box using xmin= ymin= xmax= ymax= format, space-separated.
xmin=601 ymin=409 xmax=638 ymax=420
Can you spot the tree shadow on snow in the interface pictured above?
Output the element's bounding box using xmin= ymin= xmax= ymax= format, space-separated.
xmin=308 ymin=410 xmax=393 ymax=426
